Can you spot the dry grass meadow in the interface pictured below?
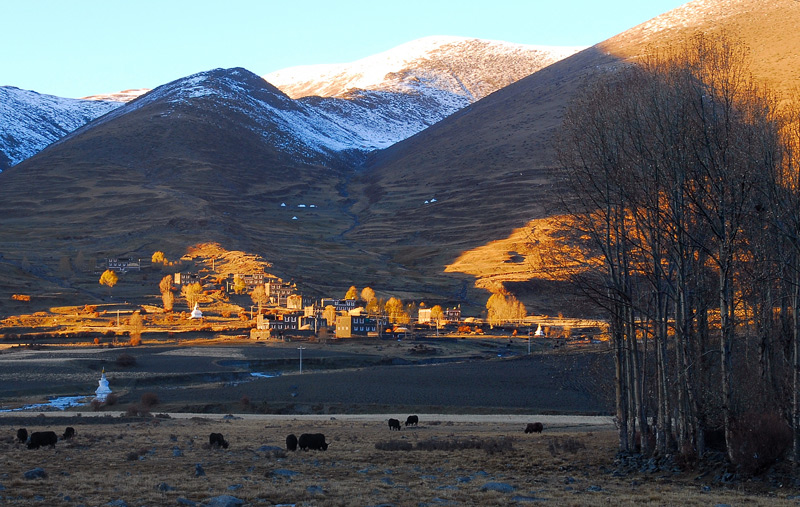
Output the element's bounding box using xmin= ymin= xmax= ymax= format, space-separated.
xmin=0 ymin=338 xmax=796 ymax=505
xmin=2 ymin=414 xmax=797 ymax=506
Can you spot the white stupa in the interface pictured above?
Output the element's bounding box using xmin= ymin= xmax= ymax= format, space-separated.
xmin=95 ymin=368 xmax=112 ymax=402
xmin=534 ymin=324 xmax=545 ymax=336
xmin=190 ymin=302 xmax=203 ymax=319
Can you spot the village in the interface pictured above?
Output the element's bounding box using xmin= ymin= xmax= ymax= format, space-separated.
xmin=1 ymin=246 xmax=606 ymax=347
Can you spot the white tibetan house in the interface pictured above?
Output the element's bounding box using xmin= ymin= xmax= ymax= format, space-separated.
xmin=190 ymin=302 xmax=203 ymax=319
xmin=534 ymin=324 xmax=545 ymax=337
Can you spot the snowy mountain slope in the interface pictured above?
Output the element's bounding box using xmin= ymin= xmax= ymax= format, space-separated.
xmin=81 ymin=88 xmax=149 ymax=102
xmin=3 ymin=37 xmax=581 ymax=171
xmin=62 ymin=68 xmax=430 ymax=164
xmin=0 ymin=86 xmax=122 ymax=171
xmin=265 ymin=36 xmax=583 ymax=100
xmin=55 ymin=65 xmax=481 ymax=167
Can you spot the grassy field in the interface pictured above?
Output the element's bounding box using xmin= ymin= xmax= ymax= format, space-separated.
xmin=1 ymin=414 xmax=797 ymax=506
xmin=0 ymin=338 xmax=797 ymax=505
xmin=0 ymin=336 xmax=613 ymax=415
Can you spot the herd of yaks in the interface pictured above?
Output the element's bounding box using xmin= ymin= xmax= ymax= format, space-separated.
xmin=14 ymin=416 xmax=545 ymax=452
xmin=16 ymin=427 xmax=75 ymax=449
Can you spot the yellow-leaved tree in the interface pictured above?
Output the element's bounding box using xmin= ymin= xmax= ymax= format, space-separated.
xmin=323 ymin=305 xmax=337 ymax=328
xmin=99 ymin=269 xmax=118 ymax=295
xmin=159 ymin=275 xmax=174 ymax=312
xmin=181 ymin=282 xmax=203 ymax=309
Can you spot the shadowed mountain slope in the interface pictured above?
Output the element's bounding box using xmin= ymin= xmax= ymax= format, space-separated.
xmin=345 ymin=0 xmax=800 ymax=313
xmin=0 ymin=68 xmax=377 ymax=303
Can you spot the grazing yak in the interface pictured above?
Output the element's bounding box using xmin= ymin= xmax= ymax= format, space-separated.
xmin=405 ymin=415 xmax=419 ymax=427
xmin=209 ymin=432 xmax=229 ymax=449
xmin=28 ymin=431 xmax=58 ymax=449
xmin=388 ymin=418 xmax=401 ymax=431
xmin=298 ymin=433 xmax=328 ymax=451
xmin=17 ymin=428 xmax=28 ymax=444
xmin=63 ymin=427 xmax=76 ymax=440
xmin=286 ymin=434 xmax=298 ymax=451
xmin=525 ymin=422 xmax=544 ymax=434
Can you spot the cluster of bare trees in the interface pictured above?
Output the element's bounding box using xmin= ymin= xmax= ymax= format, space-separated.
xmin=559 ymin=33 xmax=800 ymax=463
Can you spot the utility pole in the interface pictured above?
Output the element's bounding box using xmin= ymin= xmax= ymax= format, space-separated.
xmin=298 ymin=346 xmax=306 ymax=374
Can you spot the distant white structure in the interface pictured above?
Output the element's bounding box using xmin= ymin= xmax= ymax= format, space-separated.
xmin=190 ymin=302 xmax=203 ymax=319
xmin=281 ymin=203 xmax=286 ymax=207
xmin=95 ymin=368 xmax=112 ymax=402
xmin=535 ymin=324 xmax=544 ymax=336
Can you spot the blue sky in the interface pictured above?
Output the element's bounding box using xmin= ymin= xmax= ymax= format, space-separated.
xmin=2 ymin=0 xmax=688 ymax=98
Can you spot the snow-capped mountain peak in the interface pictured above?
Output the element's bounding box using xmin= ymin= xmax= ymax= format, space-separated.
xmin=265 ymin=35 xmax=584 ymax=100
xmin=2 ymin=36 xmax=584 ymax=171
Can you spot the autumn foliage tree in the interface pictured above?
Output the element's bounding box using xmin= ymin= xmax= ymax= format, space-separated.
xmin=361 ymin=287 xmax=375 ymax=302
xmin=323 ymin=305 xmax=337 ymax=328
xmin=159 ymin=275 xmax=174 ymax=312
xmin=385 ymin=297 xmax=404 ymax=323
xmin=486 ymin=294 xmax=526 ymax=326
xmin=251 ymin=285 xmax=268 ymax=312
xmin=151 ymin=251 xmax=167 ymax=265
xmin=180 ymin=282 xmax=203 ymax=310
xmin=344 ymin=285 xmax=358 ymax=300
xmin=128 ymin=311 xmax=143 ymax=346
xmin=99 ymin=269 xmax=118 ymax=295
xmin=430 ymin=305 xmax=444 ymax=327
xmin=233 ymin=275 xmax=246 ymax=295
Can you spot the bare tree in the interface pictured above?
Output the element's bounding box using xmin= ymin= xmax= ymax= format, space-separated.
xmin=559 ymin=33 xmax=785 ymax=458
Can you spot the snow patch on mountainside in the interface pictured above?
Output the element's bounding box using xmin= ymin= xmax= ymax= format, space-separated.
xmin=0 ymin=86 xmax=122 ymax=171
xmin=265 ymin=36 xmax=584 ymax=100
xmin=82 ymin=88 xmax=149 ymax=102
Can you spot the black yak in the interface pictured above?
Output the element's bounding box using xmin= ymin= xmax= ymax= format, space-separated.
xmin=388 ymin=418 xmax=401 ymax=431
xmin=405 ymin=415 xmax=419 ymax=427
xmin=63 ymin=427 xmax=76 ymax=440
xmin=286 ymin=433 xmax=298 ymax=451
xmin=524 ymin=422 xmax=544 ymax=434
xmin=17 ymin=428 xmax=28 ymax=443
xmin=28 ymin=431 xmax=58 ymax=449
xmin=298 ymin=433 xmax=328 ymax=450
xmin=209 ymin=432 xmax=229 ymax=449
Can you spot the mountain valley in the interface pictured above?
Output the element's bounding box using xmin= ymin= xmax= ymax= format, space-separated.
xmin=1 ymin=0 xmax=800 ymax=318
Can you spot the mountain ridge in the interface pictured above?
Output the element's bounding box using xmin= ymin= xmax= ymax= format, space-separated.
xmin=265 ymin=35 xmax=583 ymax=100
xmin=0 ymin=86 xmax=121 ymax=171
xmin=1 ymin=36 xmax=580 ymax=172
